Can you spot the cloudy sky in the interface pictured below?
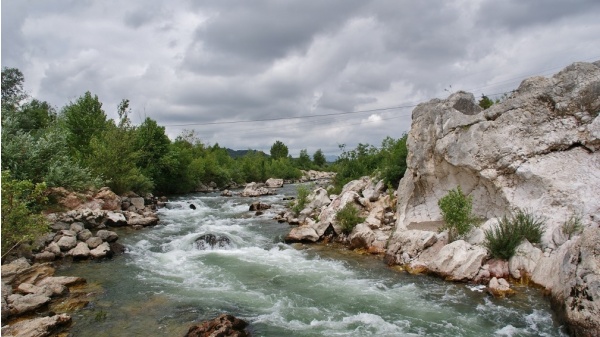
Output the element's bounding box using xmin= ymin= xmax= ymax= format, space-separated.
xmin=3 ymin=0 xmax=600 ymax=157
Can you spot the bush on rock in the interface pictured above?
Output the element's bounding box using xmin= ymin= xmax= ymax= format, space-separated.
xmin=484 ymin=209 xmax=545 ymax=259
xmin=437 ymin=186 xmax=479 ymax=242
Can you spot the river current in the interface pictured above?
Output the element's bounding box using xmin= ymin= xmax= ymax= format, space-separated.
xmin=58 ymin=184 xmax=567 ymax=336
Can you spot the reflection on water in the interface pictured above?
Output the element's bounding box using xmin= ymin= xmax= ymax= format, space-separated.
xmin=58 ymin=185 xmax=567 ymax=337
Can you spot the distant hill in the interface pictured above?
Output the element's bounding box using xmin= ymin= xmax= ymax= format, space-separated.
xmin=226 ymin=148 xmax=268 ymax=158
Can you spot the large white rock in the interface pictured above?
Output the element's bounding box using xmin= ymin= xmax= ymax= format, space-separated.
xmin=428 ymin=240 xmax=488 ymax=281
xmin=1 ymin=313 xmax=71 ymax=337
xmin=390 ymin=62 xmax=600 ymax=244
xmin=265 ymin=178 xmax=284 ymax=188
xmin=284 ymin=226 xmax=319 ymax=243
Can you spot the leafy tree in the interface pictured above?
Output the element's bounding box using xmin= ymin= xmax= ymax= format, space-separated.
xmin=270 ymin=140 xmax=289 ymax=160
xmin=379 ymin=135 xmax=408 ymax=188
xmin=313 ymin=149 xmax=326 ymax=167
xmin=86 ymin=102 xmax=152 ymax=194
xmin=135 ymin=117 xmax=171 ymax=185
xmin=1 ymin=171 xmax=49 ymax=256
xmin=1 ymin=67 xmax=26 ymax=108
xmin=478 ymin=94 xmax=494 ymax=109
xmin=62 ymin=91 xmax=108 ymax=157
xmin=296 ymin=149 xmax=312 ymax=170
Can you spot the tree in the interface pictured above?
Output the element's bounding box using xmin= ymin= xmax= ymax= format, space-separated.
xmin=1 ymin=171 xmax=49 ymax=256
xmin=135 ymin=117 xmax=171 ymax=171
xmin=313 ymin=149 xmax=326 ymax=167
xmin=438 ymin=186 xmax=479 ymax=242
xmin=62 ymin=91 xmax=108 ymax=157
xmin=270 ymin=140 xmax=288 ymax=160
xmin=297 ymin=149 xmax=312 ymax=170
xmin=1 ymin=67 xmax=26 ymax=108
xmin=86 ymin=102 xmax=152 ymax=194
xmin=478 ymin=94 xmax=494 ymax=109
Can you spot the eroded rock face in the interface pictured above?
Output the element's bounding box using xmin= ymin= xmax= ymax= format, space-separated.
xmin=1 ymin=313 xmax=71 ymax=337
xmin=391 ymin=61 xmax=600 ymax=244
xmin=386 ymin=61 xmax=600 ymax=335
xmin=552 ymin=227 xmax=600 ymax=337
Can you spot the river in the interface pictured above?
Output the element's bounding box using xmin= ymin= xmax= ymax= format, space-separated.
xmin=57 ymin=184 xmax=567 ymax=336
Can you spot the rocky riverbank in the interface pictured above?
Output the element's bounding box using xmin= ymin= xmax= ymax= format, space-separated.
xmin=281 ymin=61 xmax=600 ymax=336
xmin=1 ymin=187 xmax=162 ymax=336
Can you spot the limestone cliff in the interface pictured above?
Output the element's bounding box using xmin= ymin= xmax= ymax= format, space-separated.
xmin=394 ymin=61 xmax=599 ymax=243
xmin=388 ymin=60 xmax=600 ymax=336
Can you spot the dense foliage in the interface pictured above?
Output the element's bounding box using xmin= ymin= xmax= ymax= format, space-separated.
xmin=1 ymin=171 xmax=49 ymax=256
xmin=484 ymin=209 xmax=546 ymax=259
xmin=438 ymin=186 xmax=479 ymax=242
xmin=330 ymin=135 xmax=408 ymax=194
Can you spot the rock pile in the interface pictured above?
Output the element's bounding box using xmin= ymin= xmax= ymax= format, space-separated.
xmin=282 ymin=177 xmax=396 ymax=254
xmin=1 ymin=258 xmax=87 ymax=337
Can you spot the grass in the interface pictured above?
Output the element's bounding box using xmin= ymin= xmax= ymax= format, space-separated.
xmin=484 ymin=209 xmax=546 ymax=260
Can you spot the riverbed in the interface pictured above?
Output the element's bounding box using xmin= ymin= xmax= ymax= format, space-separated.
xmin=57 ymin=184 xmax=567 ymax=336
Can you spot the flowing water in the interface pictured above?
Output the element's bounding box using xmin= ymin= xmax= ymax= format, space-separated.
xmin=58 ymin=185 xmax=567 ymax=337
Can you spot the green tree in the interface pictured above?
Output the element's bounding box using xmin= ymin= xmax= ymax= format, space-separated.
xmin=1 ymin=171 xmax=49 ymax=256
xmin=379 ymin=135 xmax=408 ymax=187
xmin=438 ymin=186 xmax=479 ymax=241
xmin=313 ymin=149 xmax=326 ymax=167
xmin=270 ymin=140 xmax=289 ymax=160
xmin=86 ymin=101 xmax=152 ymax=194
xmin=1 ymin=67 xmax=26 ymax=109
xmin=478 ymin=94 xmax=494 ymax=109
xmin=297 ymin=149 xmax=312 ymax=170
xmin=62 ymin=91 xmax=108 ymax=157
xmin=135 ymin=117 xmax=171 ymax=184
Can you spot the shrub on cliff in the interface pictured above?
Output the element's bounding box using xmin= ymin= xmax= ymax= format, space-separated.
xmin=438 ymin=186 xmax=479 ymax=242
xmin=484 ymin=209 xmax=546 ymax=259
xmin=336 ymin=203 xmax=365 ymax=234
xmin=291 ymin=184 xmax=311 ymax=216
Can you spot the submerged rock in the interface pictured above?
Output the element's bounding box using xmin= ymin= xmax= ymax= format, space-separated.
xmin=194 ymin=234 xmax=232 ymax=250
xmin=185 ymin=314 xmax=249 ymax=337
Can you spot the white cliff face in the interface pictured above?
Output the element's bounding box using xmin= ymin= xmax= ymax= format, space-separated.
xmin=394 ymin=61 xmax=600 ymax=245
xmin=388 ymin=61 xmax=600 ymax=336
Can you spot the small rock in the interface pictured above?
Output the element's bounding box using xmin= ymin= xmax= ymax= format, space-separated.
xmin=70 ymin=222 xmax=84 ymax=233
xmin=34 ymin=251 xmax=56 ymax=263
xmin=249 ymin=202 xmax=271 ymax=211
xmin=69 ymin=242 xmax=91 ymax=259
xmin=8 ymin=293 xmax=51 ymax=315
xmin=185 ymin=314 xmax=249 ymax=337
xmin=1 ymin=313 xmax=71 ymax=337
xmin=284 ymin=226 xmax=319 ymax=243
xmin=90 ymin=242 xmax=112 ymax=259
xmin=57 ymin=236 xmax=77 ymax=251
xmin=86 ymin=237 xmax=103 ymax=249
xmin=96 ymin=230 xmax=119 ymax=243
xmin=488 ymin=277 xmax=515 ymax=297
xmin=194 ymin=234 xmax=232 ymax=250
xmin=77 ymin=229 xmax=93 ymax=241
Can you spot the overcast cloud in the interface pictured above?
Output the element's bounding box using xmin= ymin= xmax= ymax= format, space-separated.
xmin=2 ymin=0 xmax=600 ymax=157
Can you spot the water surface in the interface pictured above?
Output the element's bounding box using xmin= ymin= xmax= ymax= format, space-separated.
xmin=59 ymin=185 xmax=566 ymax=336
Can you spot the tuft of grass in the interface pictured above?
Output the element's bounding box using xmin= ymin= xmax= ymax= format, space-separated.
xmin=484 ymin=209 xmax=546 ymax=260
xmin=336 ymin=203 xmax=365 ymax=234
xmin=561 ymin=213 xmax=584 ymax=239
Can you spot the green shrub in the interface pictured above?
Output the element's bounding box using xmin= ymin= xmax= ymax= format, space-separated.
xmin=438 ymin=186 xmax=479 ymax=241
xmin=484 ymin=209 xmax=546 ymax=260
xmin=1 ymin=171 xmax=49 ymax=256
xmin=291 ymin=184 xmax=311 ymax=216
xmin=336 ymin=203 xmax=365 ymax=234
xmin=561 ymin=213 xmax=583 ymax=239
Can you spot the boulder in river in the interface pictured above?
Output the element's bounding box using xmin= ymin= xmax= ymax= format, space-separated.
xmin=185 ymin=314 xmax=249 ymax=337
xmin=194 ymin=234 xmax=232 ymax=250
